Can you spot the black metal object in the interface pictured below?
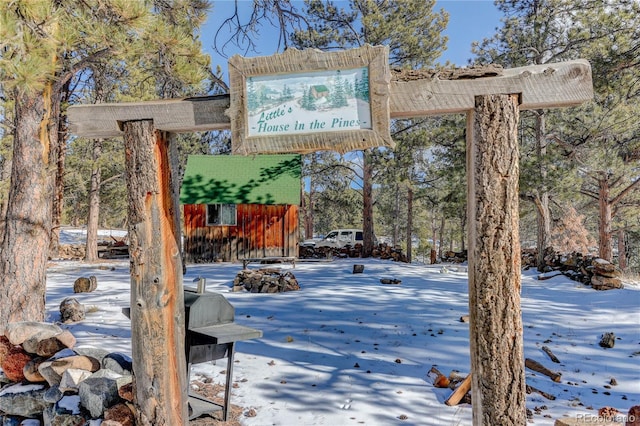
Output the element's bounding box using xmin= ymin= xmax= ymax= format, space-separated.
xmin=183 ymin=283 xmax=262 ymax=421
xmin=123 ymin=278 xmax=262 ymax=422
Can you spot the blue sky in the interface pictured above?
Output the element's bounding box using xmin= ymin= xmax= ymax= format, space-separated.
xmin=200 ymin=0 xmax=503 ymax=81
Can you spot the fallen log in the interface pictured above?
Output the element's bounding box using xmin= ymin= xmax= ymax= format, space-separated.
xmin=541 ymin=346 xmax=560 ymax=363
xmin=526 ymin=384 xmax=556 ymax=400
xmin=525 ymin=358 xmax=562 ymax=383
xmin=445 ymin=373 xmax=471 ymax=406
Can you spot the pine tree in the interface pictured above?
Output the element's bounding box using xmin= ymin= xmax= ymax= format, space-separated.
xmin=291 ymin=0 xmax=448 ymax=256
xmin=0 ymin=0 xmax=150 ymax=330
xmin=474 ymin=0 xmax=640 ymax=263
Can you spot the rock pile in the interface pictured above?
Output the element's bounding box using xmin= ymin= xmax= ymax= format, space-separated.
xmin=233 ymin=268 xmax=300 ymax=293
xmin=523 ymin=249 xmax=624 ymax=290
xmin=299 ymin=243 xmax=408 ymax=262
xmin=0 ymin=322 xmax=134 ymax=425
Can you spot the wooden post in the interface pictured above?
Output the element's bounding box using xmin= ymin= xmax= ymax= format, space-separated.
xmin=123 ymin=120 xmax=188 ymax=425
xmin=466 ymin=94 xmax=526 ymax=425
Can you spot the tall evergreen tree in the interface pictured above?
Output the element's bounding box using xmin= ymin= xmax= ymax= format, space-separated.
xmin=291 ymin=0 xmax=448 ymax=256
xmin=0 ymin=0 xmax=210 ymax=330
xmin=0 ymin=0 xmax=151 ymax=330
xmin=473 ymin=0 xmax=640 ymax=264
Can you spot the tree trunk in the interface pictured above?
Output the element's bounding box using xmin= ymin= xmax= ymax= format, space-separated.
xmin=534 ymin=111 xmax=552 ymax=271
xmin=431 ymin=208 xmax=438 ymax=258
xmin=438 ymin=214 xmax=445 ymax=260
xmin=392 ymin=182 xmax=400 ymax=246
xmin=460 ymin=209 xmax=466 ymax=252
xmin=304 ymin=181 xmax=314 ymax=239
xmin=123 ymin=121 xmax=187 ymax=425
xmin=49 ymin=79 xmax=71 ymax=259
xmin=533 ymin=191 xmax=551 ymax=269
xmin=617 ymin=229 xmax=627 ymax=270
xmin=0 ymin=89 xmax=53 ymax=334
xmin=362 ymin=149 xmax=374 ymax=257
xmin=598 ymin=176 xmax=613 ymax=261
xmin=85 ymin=139 xmax=103 ymax=262
xmin=406 ymin=185 xmax=413 ymax=262
xmin=304 ymin=156 xmax=315 ymax=239
xmin=467 ymin=94 xmax=526 ymax=425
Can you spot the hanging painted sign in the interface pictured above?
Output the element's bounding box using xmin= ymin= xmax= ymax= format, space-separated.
xmin=227 ymin=45 xmax=393 ymax=154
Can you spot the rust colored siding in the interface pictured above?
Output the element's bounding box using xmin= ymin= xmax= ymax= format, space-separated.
xmin=183 ymin=204 xmax=298 ymax=262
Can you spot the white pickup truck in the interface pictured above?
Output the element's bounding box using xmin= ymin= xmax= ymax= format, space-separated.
xmin=301 ymin=229 xmax=366 ymax=249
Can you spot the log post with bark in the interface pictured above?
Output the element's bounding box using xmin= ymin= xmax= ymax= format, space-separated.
xmin=466 ymin=94 xmax=526 ymax=424
xmin=123 ymin=121 xmax=187 ymax=425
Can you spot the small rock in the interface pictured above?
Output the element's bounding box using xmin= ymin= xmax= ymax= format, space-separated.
xmin=104 ymin=402 xmax=135 ymax=426
xmin=78 ymin=369 xmax=125 ymax=418
xmin=0 ymin=335 xmax=12 ymax=365
xmin=599 ymin=332 xmax=616 ymax=349
xmin=73 ymin=276 xmax=98 ymax=293
xmin=117 ymin=380 xmax=134 ymax=402
xmin=102 ymin=352 xmax=133 ymax=375
xmin=23 ymin=357 xmax=47 ymax=382
xmin=1 ymin=345 xmax=33 ymax=382
xmin=59 ymin=368 xmax=93 ymax=392
xmin=51 ymin=355 xmax=101 ymax=376
xmin=43 ymin=385 xmax=63 ymax=404
xmin=60 ymin=297 xmax=85 ymax=323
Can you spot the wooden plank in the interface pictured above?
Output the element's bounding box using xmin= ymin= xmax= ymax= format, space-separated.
xmin=67 ymin=60 xmax=592 ymax=139
xmin=390 ymin=60 xmax=593 ymax=117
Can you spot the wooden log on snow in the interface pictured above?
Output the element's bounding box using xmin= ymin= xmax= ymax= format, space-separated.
xmin=525 ymin=358 xmax=562 ymax=383
xmin=541 ymin=346 xmax=561 ymax=363
xmin=445 ymin=374 xmax=472 ymax=406
xmin=526 ymin=384 xmax=556 ymax=400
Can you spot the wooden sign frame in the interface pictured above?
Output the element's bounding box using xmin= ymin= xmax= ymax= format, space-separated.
xmin=227 ymin=45 xmax=393 ymax=154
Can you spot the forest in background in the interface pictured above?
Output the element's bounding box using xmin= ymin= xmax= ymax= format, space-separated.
xmin=1 ymin=0 xmax=639 ymax=272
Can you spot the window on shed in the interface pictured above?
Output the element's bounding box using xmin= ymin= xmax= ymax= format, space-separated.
xmin=206 ymin=204 xmax=237 ymax=226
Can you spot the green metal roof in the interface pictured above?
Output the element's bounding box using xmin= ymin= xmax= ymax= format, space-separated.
xmin=180 ymin=154 xmax=301 ymax=205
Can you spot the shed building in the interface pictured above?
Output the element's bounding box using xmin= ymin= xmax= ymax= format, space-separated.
xmin=180 ymin=154 xmax=301 ymax=262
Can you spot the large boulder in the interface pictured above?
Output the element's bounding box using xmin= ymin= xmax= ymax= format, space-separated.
xmin=5 ymin=322 xmax=64 ymax=346
xmin=22 ymin=330 xmax=76 ymax=357
xmin=591 ymin=275 xmax=623 ymax=290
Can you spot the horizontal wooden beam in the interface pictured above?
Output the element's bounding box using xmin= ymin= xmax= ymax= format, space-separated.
xmin=390 ymin=59 xmax=593 ymax=118
xmin=68 ymin=95 xmax=231 ymax=139
xmin=67 ymin=60 xmax=593 ymax=138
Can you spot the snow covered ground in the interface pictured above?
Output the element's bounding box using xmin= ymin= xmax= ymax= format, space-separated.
xmin=42 ymin=251 xmax=640 ymax=425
